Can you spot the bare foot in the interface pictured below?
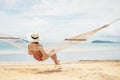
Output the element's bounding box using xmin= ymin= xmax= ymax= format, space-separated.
xmin=55 ymin=63 xmax=61 ymax=65
xmin=55 ymin=60 xmax=60 ymax=65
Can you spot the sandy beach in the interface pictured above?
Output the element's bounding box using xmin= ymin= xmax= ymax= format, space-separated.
xmin=0 ymin=60 xmax=120 ymax=80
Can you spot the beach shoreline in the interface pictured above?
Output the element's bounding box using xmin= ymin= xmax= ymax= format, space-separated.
xmin=0 ymin=60 xmax=120 ymax=80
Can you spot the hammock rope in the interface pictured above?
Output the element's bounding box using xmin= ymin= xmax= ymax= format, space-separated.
xmin=54 ymin=18 xmax=120 ymax=52
xmin=0 ymin=33 xmax=28 ymax=51
xmin=0 ymin=18 xmax=120 ymax=53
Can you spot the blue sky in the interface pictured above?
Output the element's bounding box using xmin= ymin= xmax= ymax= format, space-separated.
xmin=0 ymin=0 xmax=120 ymax=42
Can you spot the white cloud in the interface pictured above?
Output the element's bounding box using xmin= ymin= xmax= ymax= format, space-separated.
xmin=23 ymin=0 xmax=82 ymax=16
xmin=0 ymin=0 xmax=120 ymax=41
xmin=21 ymin=17 xmax=48 ymax=26
xmin=4 ymin=0 xmax=18 ymax=5
xmin=1 ymin=0 xmax=21 ymax=9
xmin=21 ymin=0 xmax=120 ymax=18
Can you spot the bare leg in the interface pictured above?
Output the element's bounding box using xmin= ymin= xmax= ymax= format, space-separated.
xmin=50 ymin=54 xmax=60 ymax=65
xmin=45 ymin=48 xmax=60 ymax=65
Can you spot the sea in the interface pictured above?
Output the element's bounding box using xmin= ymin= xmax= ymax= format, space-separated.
xmin=0 ymin=41 xmax=120 ymax=62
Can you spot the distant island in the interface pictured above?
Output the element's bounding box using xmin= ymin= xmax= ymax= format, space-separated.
xmin=91 ymin=40 xmax=120 ymax=43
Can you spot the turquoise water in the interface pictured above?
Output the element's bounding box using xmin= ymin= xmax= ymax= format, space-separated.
xmin=0 ymin=42 xmax=120 ymax=62
xmin=0 ymin=42 xmax=19 ymax=50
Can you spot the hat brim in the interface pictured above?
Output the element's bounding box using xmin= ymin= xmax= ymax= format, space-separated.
xmin=27 ymin=33 xmax=40 ymax=42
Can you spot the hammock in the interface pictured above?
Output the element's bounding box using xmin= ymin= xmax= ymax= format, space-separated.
xmin=0 ymin=33 xmax=28 ymax=51
xmin=0 ymin=18 xmax=120 ymax=53
xmin=50 ymin=18 xmax=120 ymax=52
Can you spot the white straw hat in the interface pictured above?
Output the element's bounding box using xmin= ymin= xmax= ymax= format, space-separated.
xmin=27 ymin=32 xmax=40 ymax=42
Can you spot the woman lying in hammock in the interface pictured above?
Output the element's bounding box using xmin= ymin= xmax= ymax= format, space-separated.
xmin=28 ymin=32 xmax=60 ymax=65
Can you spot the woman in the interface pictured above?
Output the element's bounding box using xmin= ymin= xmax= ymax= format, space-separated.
xmin=28 ymin=32 xmax=60 ymax=65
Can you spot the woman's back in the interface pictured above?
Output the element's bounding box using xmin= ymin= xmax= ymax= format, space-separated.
xmin=28 ymin=42 xmax=43 ymax=61
xmin=28 ymin=42 xmax=41 ymax=53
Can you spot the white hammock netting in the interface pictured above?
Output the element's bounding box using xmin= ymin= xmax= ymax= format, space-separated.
xmin=0 ymin=18 xmax=119 ymax=53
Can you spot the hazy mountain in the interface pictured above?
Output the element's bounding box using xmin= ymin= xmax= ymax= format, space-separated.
xmin=91 ymin=40 xmax=120 ymax=43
